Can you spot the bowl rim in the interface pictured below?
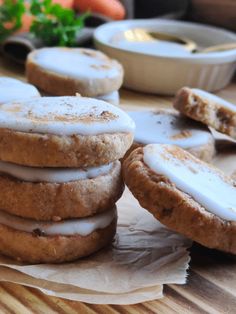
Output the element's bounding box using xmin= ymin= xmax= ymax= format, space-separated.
xmin=94 ymin=19 xmax=236 ymax=62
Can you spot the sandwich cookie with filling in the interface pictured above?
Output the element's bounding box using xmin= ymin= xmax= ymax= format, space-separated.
xmin=0 ymin=205 xmax=117 ymax=263
xmin=0 ymin=160 xmax=123 ymax=220
xmin=26 ymin=47 xmax=123 ymax=105
xmin=0 ymin=96 xmax=135 ymax=167
xmin=123 ymin=144 xmax=236 ymax=254
xmin=127 ymin=109 xmax=215 ymax=161
xmin=174 ymin=87 xmax=236 ymax=140
xmin=0 ymin=77 xmax=40 ymax=104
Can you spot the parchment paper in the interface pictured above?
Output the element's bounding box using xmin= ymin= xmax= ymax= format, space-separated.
xmin=0 ymin=266 xmax=163 ymax=304
xmin=0 ymin=189 xmax=191 ymax=304
xmin=0 ymin=139 xmax=234 ymax=304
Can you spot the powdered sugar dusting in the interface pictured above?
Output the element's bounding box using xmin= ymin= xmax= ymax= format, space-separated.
xmin=0 ymin=96 xmax=135 ymax=135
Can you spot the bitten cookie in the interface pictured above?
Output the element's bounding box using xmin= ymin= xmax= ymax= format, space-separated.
xmin=26 ymin=47 xmax=123 ymax=98
xmin=0 ymin=206 xmax=117 ymax=263
xmin=0 ymin=76 xmax=40 ymax=104
xmin=0 ymin=96 xmax=135 ymax=167
xmin=127 ymin=109 xmax=215 ymax=162
xmin=0 ymin=160 xmax=123 ymax=220
xmin=123 ymin=144 xmax=236 ymax=254
xmin=174 ymin=87 xmax=236 ymax=139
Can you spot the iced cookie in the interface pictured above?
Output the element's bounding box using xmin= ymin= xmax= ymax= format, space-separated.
xmin=174 ymin=87 xmax=236 ymax=139
xmin=232 ymin=170 xmax=236 ymax=181
xmin=0 ymin=206 xmax=117 ymax=263
xmin=0 ymin=77 xmax=40 ymax=104
xmin=97 ymin=91 xmax=120 ymax=106
xmin=26 ymin=47 xmax=123 ymax=98
xmin=0 ymin=160 xmax=123 ymax=220
xmin=0 ymin=96 xmax=135 ymax=167
xmin=123 ymin=144 xmax=236 ymax=254
xmin=128 ymin=109 xmax=215 ymax=161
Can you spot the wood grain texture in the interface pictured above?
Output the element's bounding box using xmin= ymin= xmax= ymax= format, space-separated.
xmin=0 ymin=56 xmax=235 ymax=313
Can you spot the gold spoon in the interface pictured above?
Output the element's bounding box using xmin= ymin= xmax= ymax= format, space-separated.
xmin=195 ymin=43 xmax=236 ymax=53
xmin=123 ymin=28 xmax=197 ymax=52
xmin=123 ymin=28 xmax=236 ymax=54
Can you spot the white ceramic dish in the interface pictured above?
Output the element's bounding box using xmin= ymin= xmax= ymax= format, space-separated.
xmin=94 ymin=19 xmax=236 ymax=95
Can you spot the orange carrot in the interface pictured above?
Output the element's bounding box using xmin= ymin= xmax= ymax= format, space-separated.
xmin=74 ymin=0 xmax=125 ymax=20
xmin=53 ymin=0 xmax=74 ymax=9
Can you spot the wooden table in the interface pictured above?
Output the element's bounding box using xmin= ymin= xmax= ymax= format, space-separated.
xmin=0 ymin=57 xmax=235 ymax=314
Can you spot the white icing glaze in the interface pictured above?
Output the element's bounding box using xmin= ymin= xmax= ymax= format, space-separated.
xmin=0 ymin=160 xmax=116 ymax=183
xmin=33 ymin=48 xmax=120 ymax=80
xmin=0 ymin=207 xmax=116 ymax=236
xmin=192 ymin=89 xmax=236 ymax=111
xmin=0 ymin=96 xmax=135 ymax=135
xmin=143 ymin=144 xmax=236 ymax=221
xmin=0 ymin=77 xmax=40 ymax=104
xmin=97 ymin=91 xmax=119 ymax=106
xmin=129 ymin=110 xmax=213 ymax=148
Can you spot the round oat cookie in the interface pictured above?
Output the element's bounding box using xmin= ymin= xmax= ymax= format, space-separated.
xmin=0 ymin=77 xmax=40 ymax=104
xmin=0 ymin=206 xmax=117 ymax=263
xmin=127 ymin=109 xmax=215 ymax=162
xmin=0 ymin=160 xmax=123 ymax=220
xmin=123 ymin=144 xmax=236 ymax=254
xmin=0 ymin=96 xmax=135 ymax=167
xmin=174 ymin=87 xmax=236 ymax=139
xmin=26 ymin=47 xmax=123 ymax=97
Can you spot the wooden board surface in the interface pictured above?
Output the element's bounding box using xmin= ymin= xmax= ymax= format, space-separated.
xmin=0 ymin=57 xmax=235 ymax=314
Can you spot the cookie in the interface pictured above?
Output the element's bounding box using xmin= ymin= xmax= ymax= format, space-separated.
xmin=174 ymin=87 xmax=236 ymax=139
xmin=0 ymin=96 xmax=135 ymax=167
xmin=97 ymin=91 xmax=120 ymax=106
xmin=0 ymin=206 xmax=117 ymax=263
xmin=0 ymin=160 xmax=123 ymax=220
xmin=0 ymin=77 xmax=40 ymax=104
xmin=127 ymin=109 xmax=215 ymax=162
xmin=0 ymin=161 xmax=124 ymax=220
xmin=123 ymin=144 xmax=236 ymax=254
xmin=26 ymin=47 xmax=123 ymax=97
xmin=232 ymin=170 xmax=236 ymax=181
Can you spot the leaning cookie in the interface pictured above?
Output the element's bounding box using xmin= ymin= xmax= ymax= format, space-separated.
xmin=26 ymin=47 xmax=123 ymax=98
xmin=174 ymin=87 xmax=236 ymax=139
xmin=127 ymin=109 xmax=215 ymax=162
xmin=0 ymin=160 xmax=123 ymax=220
xmin=232 ymin=171 xmax=236 ymax=181
xmin=123 ymin=144 xmax=236 ymax=254
xmin=97 ymin=91 xmax=120 ymax=106
xmin=0 ymin=96 xmax=135 ymax=167
xmin=0 ymin=206 xmax=117 ymax=263
xmin=0 ymin=76 xmax=40 ymax=104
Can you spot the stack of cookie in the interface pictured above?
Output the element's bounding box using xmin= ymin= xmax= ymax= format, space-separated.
xmin=26 ymin=47 xmax=123 ymax=106
xmin=0 ymin=96 xmax=135 ymax=263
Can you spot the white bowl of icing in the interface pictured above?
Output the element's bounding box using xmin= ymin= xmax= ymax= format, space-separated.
xmin=94 ymin=19 xmax=236 ymax=95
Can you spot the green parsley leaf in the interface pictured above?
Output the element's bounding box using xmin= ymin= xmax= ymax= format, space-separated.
xmin=0 ymin=0 xmax=25 ymax=42
xmin=0 ymin=0 xmax=88 ymax=46
xmin=29 ymin=0 xmax=89 ymax=46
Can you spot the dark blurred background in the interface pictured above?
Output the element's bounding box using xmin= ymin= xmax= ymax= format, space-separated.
xmin=120 ymin=0 xmax=236 ymax=32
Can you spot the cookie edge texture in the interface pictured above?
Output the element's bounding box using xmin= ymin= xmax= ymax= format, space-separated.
xmin=173 ymin=87 xmax=236 ymax=139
